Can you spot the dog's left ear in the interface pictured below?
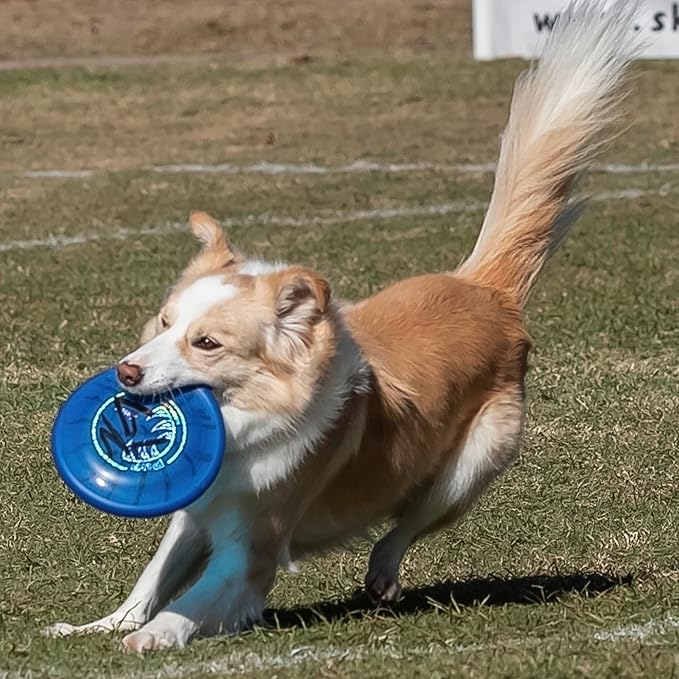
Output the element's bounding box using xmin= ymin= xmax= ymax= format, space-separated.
xmin=269 ymin=267 xmax=332 ymax=355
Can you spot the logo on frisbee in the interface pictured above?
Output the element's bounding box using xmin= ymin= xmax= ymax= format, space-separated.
xmin=90 ymin=393 xmax=187 ymax=472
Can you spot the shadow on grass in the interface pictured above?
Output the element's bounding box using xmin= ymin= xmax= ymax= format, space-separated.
xmin=264 ymin=572 xmax=633 ymax=629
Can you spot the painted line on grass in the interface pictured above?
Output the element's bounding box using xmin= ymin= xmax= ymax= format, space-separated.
xmin=13 ymin=160 xmax=679 ymax=181
xmin=136 ymin=613 xmax=679 ymax=678
xmin=592 ymin=612 xmax=679 ymax=642
xmin=152 ymin=160 xmax=679 ymax=176
xmin=0 ymin=200 xmax=484 ymax=255
xmin=0 ymin=186 xmax=671 ymax=256
xmin=13 ymin=161 xmax=495 ymax=180
xmin=21 ymin=169 xmax=97 ymax=179
xmin=151 ymin=160 xmax=498 ymax=176
xmin=0 ymin=53 xmax=232 ymax=72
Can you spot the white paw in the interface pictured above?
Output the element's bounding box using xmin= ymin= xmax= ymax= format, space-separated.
xmin=121 ymin=629 xmax=183 ymax=653
xmin=42 ymin=622 xmax=78 ymax=638
xmin=121 ymin=613 xmax=195 ymax=653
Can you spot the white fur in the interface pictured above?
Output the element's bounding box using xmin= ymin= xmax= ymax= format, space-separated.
xmin=244 ymin=324 xmax=367 ymax=492
xmin=122 ymin=277 xmax=238 ymax=394
xmin=433 ymin=394 xmax=523 ymax=508
xmin=216 ymin=315 xmax=369 ymax=495
xmin=44 ymin=512 xmax=207 ymax=638
xmin=176 ymin=276 xmax=239 ymax=318
xmin=120 ymin=505 xmax=260 ymax=651
xmin=239 ymin=259 xmax=286 ymax=276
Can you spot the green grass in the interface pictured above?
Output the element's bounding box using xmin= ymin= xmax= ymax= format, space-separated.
xmin=1 ymin=52 xmax=678 ymax=678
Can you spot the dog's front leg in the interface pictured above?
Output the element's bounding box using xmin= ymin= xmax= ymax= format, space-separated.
xmin=121 ymin=515 xmax=277 ymax=652
xmin=44 ymin=511 xmax=207 ymax=637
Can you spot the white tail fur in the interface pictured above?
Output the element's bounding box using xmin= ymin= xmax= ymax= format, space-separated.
xmin=458 ymin=0 xmax=644 ymax=304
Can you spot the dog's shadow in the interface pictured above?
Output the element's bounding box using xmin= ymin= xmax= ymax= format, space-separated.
xmin=264 ymin=571 xmax=633 ymax=629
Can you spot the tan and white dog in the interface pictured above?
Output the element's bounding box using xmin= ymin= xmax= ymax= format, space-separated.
xmin=45 ymin=0 xmax=642 ymax=652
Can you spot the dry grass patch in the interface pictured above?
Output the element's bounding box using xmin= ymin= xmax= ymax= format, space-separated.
xmin=0 ymin=0 xmax=470 ymax=63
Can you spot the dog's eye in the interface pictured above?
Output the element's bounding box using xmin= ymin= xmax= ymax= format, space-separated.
xmin=159 ymin=315 xmax=169 ymax=329
xmin=192 ymin=336 xmax=221 ymax=351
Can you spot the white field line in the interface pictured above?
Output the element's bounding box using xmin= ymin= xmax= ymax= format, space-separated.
xmin=14 ymin=159 xmax=679 ymax=180
xmin=0 ymin=185 xmax=670 ymax=256
xmin=0 ymin=200 xmax=484 ymax=255
xmin=591 ymin=612 xmax=679 ymax=642
xmin=0 ymin=613 xmax=676 ymax=679
xmin=0 ymin=53 xmax=228 ymax=72
xmin=21 ymin=169 xmax=97 ymax=179
xmin=150 ymin=160 xmax=498 ymax=176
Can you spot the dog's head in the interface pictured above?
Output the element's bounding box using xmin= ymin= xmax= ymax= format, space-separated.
xmin=117 ymin=212 xmax=336 ymax=416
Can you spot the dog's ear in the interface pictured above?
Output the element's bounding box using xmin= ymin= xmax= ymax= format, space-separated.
xmin=187 ymin=211 xmax=240 ymax=270
xmin=189 ymin=211 xmax=229 ymax=250
xmin=268 ymin=267 xmax=332 ymax=357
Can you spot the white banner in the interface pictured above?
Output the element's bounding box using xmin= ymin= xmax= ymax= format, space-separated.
xmin=472 ymin=0 xmax=679 ymax=60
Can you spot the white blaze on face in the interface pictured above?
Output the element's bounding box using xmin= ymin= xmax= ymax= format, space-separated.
xmin=122 ymin=275 xmax=238 ymax=393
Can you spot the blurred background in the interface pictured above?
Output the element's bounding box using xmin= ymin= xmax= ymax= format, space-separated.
xmin=0 ymin=1 xmax=470 ymax=64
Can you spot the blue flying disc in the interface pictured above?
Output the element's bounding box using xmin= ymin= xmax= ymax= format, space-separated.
xmin=51 ymin=369 xmax=225 ymax=518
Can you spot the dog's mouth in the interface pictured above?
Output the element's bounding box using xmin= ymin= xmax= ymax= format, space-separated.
xmin=115 ymin=364 xmax=227 ymax=403
xmin=115 ymin=366 xmax=177 ymax=397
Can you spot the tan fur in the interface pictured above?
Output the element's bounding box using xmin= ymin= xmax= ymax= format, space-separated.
xmin=291 ymin=275 xmax=529 ymax=549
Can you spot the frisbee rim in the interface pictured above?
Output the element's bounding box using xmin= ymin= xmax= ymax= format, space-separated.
xmin=51 ymin=369 xmax=225 ymax=519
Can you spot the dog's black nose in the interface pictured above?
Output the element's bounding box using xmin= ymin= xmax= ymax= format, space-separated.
xmin=117 ymin=361 xmax=143 ymax=387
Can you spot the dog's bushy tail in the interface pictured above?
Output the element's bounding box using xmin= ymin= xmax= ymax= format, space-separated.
xmin=457 ymin=0 xmax=643 ymax=306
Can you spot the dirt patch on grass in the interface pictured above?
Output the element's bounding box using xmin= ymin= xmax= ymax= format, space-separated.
xmin=0 ymin=0 xmax=471 ymax=64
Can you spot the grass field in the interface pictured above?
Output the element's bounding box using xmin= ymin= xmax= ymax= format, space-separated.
xmin=1 ymin=2 xmax=678 ymax=677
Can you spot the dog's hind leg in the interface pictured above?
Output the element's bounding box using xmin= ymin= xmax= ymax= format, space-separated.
xmin=43 ymin=511 xmax=208 ymax=637
xmin=365 ymin=390 xmax=523 ymax=602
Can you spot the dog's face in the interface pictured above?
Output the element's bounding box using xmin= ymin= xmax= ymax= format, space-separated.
xmin=118 ymin=212 xmax=335 ymax=416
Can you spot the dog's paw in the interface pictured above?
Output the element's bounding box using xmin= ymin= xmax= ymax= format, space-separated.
xmin=121 ymin=628 xmax=183 ymax=653
xmin=121 ymin=614 xmax=195 ymax=653
xmin=365 ymin=572 xmax=403 ymax=604
xmin=42 ymin=622 xmax=79 ymax=638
